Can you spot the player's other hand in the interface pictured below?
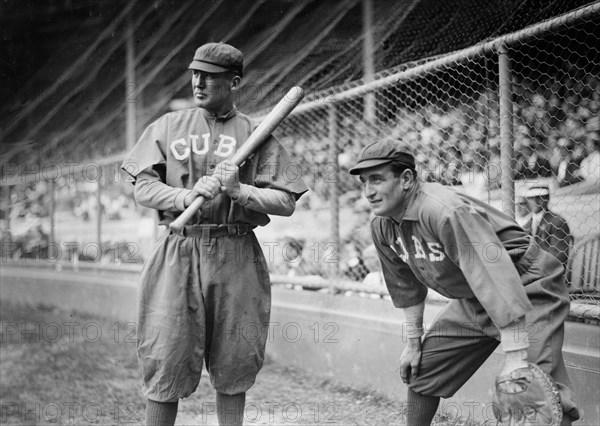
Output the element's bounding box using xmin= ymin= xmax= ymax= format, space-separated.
xmin=213 ymin=161 xmax=241 ymax=199
xmin=399 ymin=339 xmax=422 ymax=384
xmin=497 ymin=349 xmax=529 ymax=393
xmin=191 ymin=174 xmax=223 ymax=200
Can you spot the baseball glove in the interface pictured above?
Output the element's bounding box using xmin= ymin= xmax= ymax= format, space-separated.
xmin=493 ymin=363 xmax=562 ymax=426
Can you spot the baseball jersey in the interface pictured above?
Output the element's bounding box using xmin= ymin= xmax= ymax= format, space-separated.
xmin=122 ymin=107 xmax=308 ymax=225
xmin=371 ymin=181 xmax=533 ymax=329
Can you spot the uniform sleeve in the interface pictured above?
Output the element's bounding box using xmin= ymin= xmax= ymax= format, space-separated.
xmin=371 ymin=218 xmax=428 ymax=308
xmin=134 ymin=169 xmax=191 ymax=212
xmin=234 ymin=184 xmax=295 ymax=216
xmin=251 ymin=136 xmax=309 ymax=199
xmin=121 ymin=116 xmax=168 ymax=181
xmin=439 ymin=206 xmax=532 ymax=328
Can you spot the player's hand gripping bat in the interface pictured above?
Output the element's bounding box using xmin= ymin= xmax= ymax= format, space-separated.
xmin=169 ymin=86 xmax=305 ymax=234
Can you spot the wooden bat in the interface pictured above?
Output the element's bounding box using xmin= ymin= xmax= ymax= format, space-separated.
xmin=169 ymin=86 xmax=305 ymax=234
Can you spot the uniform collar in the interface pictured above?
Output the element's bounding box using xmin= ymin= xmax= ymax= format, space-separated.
xmin=389 ymin=180 xmax=422 ymax=224
xmin=201 ymin=106 xmax=238 ymax=121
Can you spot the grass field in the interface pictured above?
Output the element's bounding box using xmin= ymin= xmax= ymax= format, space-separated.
xmin=0 ymin=303 xmax=480 ymax=425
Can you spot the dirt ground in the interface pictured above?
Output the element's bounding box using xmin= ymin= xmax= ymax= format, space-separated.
xmin=0 ymin=303 xmax=478 ymax=425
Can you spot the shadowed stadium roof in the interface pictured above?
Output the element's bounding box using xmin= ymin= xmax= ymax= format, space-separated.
xmin=0 ymin=0 xmax=597 ymax=167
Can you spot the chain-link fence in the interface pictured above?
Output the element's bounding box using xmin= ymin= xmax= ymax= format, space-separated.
xmin=1 ymin=4 xmax=598 ymax=322
xmin=267 ymin=5 xmax=600 ymax=320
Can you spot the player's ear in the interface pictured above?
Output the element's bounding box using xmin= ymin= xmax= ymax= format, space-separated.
xmin=230 ymin=75 xmax=242 ymax=92
xmin=400 ymin=168 xmax=416 ymax=187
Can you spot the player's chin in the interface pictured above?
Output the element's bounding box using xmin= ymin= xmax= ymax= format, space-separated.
xmin=193 ymin=95 xmax=209 ymax=107
xmin=193 ymin=98 xmax=206 ymax=108
xmin=370 ymin=202 xmax=388 ymax=216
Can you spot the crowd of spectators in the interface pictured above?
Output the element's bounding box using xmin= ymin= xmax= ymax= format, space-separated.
xmin=1 ymin=175 xmax=146 ymax=264
xmin=276 ymin=73 xmax=599 ymax=293
xmin=2 ymin=72 xmax=598 ymax=289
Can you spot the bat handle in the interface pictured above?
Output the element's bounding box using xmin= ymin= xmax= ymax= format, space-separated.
xmin=169 ymin=196 xmax=206 ymax=234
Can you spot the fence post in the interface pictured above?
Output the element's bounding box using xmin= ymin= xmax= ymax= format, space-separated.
xmin=49 ymin=180 xmax=55 ymax=249
xmin=6 ymin=186 xmax=12 ymax=243
xmin=96 ymin=167 xmax=103 ymax=256
xmin=498 ymin=44 xmax=515 ymax=217
xmin=125 ymin=10 xmax=137 ymax=150
xmin=328 ymin=104 xmax=340 ymax=290
xmin=362 ymin=0 xmax=375 ymax=123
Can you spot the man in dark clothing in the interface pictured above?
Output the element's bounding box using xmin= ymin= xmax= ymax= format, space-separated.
xmin=523 ymin=185 xmax=572 ymax=269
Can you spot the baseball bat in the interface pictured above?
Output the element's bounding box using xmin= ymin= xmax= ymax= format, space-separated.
xmin=169 ymin=86 xmax=305 ymax=234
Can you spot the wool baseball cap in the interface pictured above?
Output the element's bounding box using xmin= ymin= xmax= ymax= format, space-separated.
xmin=349 ymin=139 xmax=415 ymax=175
xmin=189 ymin=42 xmax=244 ymax=76
xmin=524 ymin=185 xmax=550 ymax=198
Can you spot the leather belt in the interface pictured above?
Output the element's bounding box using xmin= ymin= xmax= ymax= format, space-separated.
xmin=181 ymin=224 xmax=255 ymax=239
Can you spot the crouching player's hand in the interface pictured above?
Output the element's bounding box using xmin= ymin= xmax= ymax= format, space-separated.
xmin=399 ymin=338 xmax=422 ymax=385
xmin=497 ymin=348 xmax=529 ymax=393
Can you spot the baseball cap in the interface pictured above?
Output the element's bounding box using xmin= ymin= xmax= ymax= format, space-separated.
xmin=349 ymin=139 xmax=415 ymax=175
xmin=524 ymin=185 xmax=550 ymax=198
xmin=189 ymin=42 xmax=244 ymax=76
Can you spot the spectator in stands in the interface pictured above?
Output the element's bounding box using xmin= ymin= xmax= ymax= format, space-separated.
xmin=274 ymin=236 xmax=325 ymax=291
xmin=438 ymin=146 xmax=462 ymax=186
xmin=21 ymin=224 xmax=49 ymax=259
xmin=279 ymin=236 xmax=321 ymax=278
xmin=515 ymin=195 xmax=530 ymax=227
xmin=553 ymin=137 xmax=584 ymax=187
xmin=578 ymin=132 xmax=600 ymax=184
xmin=340 ymin=198 xmax=373 ymax=281
xmin=349 ymin=140 xmax=579 ymax=425
xmin=515 ymin=137 xmax=553 ymax=180
xmin=361 ymin=243 xmax=386 ymax=293
xmin=523 ymin=185 xmax=572 ymax=270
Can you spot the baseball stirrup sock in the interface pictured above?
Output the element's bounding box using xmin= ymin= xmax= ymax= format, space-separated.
xmin=216 ymin=392 xmax=246 ymax=426
xmin=406 ymin=388 xmax=440 ymax=426
xmin=145 ymin=399 xmax=178 ymax=426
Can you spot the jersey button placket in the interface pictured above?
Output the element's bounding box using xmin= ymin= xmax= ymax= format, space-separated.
xmin=213 ymin=121 xmax=222 ymax=145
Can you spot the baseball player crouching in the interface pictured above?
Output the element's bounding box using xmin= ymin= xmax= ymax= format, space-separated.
xmin=349 ymin=140 xmax=579 ymax=425
xmin=122 ymin=43 xmax=308 ymax=426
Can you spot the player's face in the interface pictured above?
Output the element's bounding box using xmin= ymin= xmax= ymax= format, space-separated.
xmin=191 ymin=70 xmax=239 ymax=115
xmin=359 ymin=164 xmax=408 ymax=218
xmin=527 ymin=195 xmax=548 ymax=214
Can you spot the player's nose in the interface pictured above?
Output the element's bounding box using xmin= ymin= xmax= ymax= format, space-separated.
xmin=364 ymin=182 xmax=376 ymax=198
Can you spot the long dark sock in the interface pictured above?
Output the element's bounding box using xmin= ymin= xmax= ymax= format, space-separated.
xmin=145 ymin=399 xmax=178 ymax=426
xmin=216 ymin=392 xmax=246 ymax=426
xmin=406 ymin=388 xmax=440 ymax=426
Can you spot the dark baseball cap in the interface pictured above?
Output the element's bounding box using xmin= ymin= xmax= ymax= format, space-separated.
xmin=349 ymin=139 xmax=415 ymax=175
xmin=189 ymin=42 xmax=244 ymax=76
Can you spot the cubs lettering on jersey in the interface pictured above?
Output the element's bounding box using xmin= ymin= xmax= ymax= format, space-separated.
xmin=170 ymin=134 xmax=237 ymax=160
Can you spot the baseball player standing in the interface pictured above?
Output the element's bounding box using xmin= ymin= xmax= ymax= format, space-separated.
xmin=349 ymin=140 xmax=579 ymax=425
xmin=122 ymin=42 xmax=308 ymax=426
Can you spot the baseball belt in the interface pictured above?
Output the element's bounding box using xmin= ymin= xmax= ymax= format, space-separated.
xmin=181 ymin=224 xmax=255 ymax=239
